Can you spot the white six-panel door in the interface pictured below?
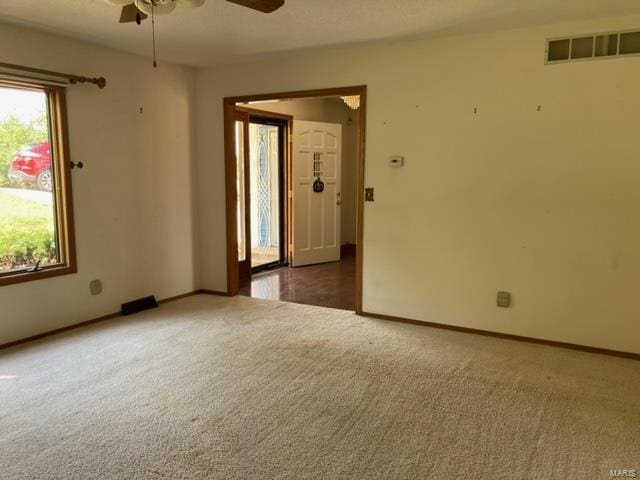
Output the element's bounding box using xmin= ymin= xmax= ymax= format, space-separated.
xmin=292 ymin=120 xmax=342 ymax=266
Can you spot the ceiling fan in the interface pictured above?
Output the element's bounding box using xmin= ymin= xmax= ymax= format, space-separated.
xmin=104 ymin=0 xmax=285 ymax=67
xmin=105 ymin=0 xmax=285 ymax=25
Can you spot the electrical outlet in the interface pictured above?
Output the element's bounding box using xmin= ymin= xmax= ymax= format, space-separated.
xmin=90 ymin=279 xmax=102 ymax=296
xmin=497 ymin=291 xmax=511 ymax=308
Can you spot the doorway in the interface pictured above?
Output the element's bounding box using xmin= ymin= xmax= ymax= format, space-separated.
xmin=234 ymin=109 xmax=292 ymax=282
xmin=224 ymin=86 xmax=367 ymax=313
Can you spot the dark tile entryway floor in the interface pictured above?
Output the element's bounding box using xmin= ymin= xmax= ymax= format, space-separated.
xmin=239 ymin=254 xmax=356 ymax=311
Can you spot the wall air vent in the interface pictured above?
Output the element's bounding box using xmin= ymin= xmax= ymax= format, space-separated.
xmin=546 ymin=30 xmax=640 ymax=64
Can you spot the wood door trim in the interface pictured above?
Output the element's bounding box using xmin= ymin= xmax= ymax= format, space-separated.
xmin=227 ymin=86 xmax=366 ymax=105
xmin=223 ymin=85 xmax=367 ymax=314
xmin=223 ymin=101 xmax=240 ymax=295
xmin=237 ymin=110 xmax=252 ymax=282
xmin=355 ymin=88 xmax=366 ymax=314
xmin=236 ymin=106 xmax=294 ymax=122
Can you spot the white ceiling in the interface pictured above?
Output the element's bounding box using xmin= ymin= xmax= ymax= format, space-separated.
xmin=1 ymin=0 xmax=640 ymax=67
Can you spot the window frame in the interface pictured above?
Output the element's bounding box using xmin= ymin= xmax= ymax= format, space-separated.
xmin=0 ymin=79 xmax=77 ymax=287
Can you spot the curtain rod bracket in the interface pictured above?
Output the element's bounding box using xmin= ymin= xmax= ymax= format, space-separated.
xmin=0 ymin=62 xmax=107 ymax=89
xmin=69 ymin=77 xmax=107 ymax=89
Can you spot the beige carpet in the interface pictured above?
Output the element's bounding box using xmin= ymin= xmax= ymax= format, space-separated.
xmin=1 ymin=295 xmax=638 ymax=480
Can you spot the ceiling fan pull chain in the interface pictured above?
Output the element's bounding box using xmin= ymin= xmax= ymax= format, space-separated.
xmin=152 ymin=1 xmax=158 ymax=68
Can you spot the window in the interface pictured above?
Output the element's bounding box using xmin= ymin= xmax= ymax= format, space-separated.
xmin=619 ymin=31 xmax=640 ymax=55
xmin=547 ymin=39 xmax=570 ymax=62
xmin=570 ymin=36 xmax=594 ymax=59
xmin=594 ymin=34 xmax=619 ymax=57
xmin=546 ymin=29 xmax=640 ymax=64
xmin=0 ymin=80 xmax=76 ymax=286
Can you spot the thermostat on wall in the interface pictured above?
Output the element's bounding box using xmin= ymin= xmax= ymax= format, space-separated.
xmin=389 ymin=156 xmax=404 ymax=167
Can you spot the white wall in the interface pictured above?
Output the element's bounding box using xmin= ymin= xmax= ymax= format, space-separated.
xmin=0 ymin=23 xmax=197 ymax=345
xmin=248 ymin=97 xmax=359 ymax=245
xmin=3 ymin=14 xmax=639 ymax=355
xmin=195 ymin=15 xmax=640 ymax=354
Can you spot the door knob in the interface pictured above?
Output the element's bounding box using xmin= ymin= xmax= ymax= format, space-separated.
xmin=336 ymin=200 xmax=342 ymax=206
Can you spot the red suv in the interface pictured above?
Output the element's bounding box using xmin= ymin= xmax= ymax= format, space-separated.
xmin=7 ymin=142 xmax=53 ymax=191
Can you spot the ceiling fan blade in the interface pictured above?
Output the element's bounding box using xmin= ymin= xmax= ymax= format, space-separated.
xmin=119 ymin=3 xmax=147 ymax=23
xmin=226 ymin=0 xmax=285 ymax=13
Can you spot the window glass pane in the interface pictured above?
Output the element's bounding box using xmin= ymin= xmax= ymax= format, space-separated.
xmin=620 ymin=31 xmax=640 ymax=55
xmin=594 ymin=34 xmax=618 ymax=57
xmin=0 ymin=87 xmax=58 ymax=273
xmin=571 ymin=36 xmax=594 ymax=59
xmin=548 ymin=39 xmax=570 ymax=62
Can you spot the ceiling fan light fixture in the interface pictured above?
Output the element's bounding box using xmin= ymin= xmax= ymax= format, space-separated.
xmin=134 ymin=0 xmax=178 ymax=16
xmin=103 ymin=0 xmax=285 ymax=67
xmin=341 ymin=96 xmax=360 ymax=110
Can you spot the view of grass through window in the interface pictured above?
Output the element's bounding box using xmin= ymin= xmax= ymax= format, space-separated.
xmin=0 ymin=86 xmax=58 ymax=273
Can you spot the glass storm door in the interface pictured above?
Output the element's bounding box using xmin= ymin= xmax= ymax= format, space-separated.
xmin=249 ymin=117 xmax=287 ymax=272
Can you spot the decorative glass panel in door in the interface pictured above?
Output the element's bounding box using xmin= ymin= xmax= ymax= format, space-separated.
xmin=249 ymin=122 xmax=282 ymax=269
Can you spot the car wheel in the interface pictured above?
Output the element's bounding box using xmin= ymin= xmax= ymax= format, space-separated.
xmin=36 ymin=170 xmax=53 ymax=192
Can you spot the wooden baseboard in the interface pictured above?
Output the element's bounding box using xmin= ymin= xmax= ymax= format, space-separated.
xmin=0 ymin=312 xmax=123 ymax=351
xmin=157 ymin=291 xmax=200 ymax=304
xmin=10 ymin=290 xmax=632 ymax=362
xmin=360 ymin=311 xmax=640 ymax=361
xmin=198 ymin=289 xmax=232 ymax=297
xmin=0 ymin=290 xmax=208 ymax=351
xmin=340 ymin=243 xmax=356 ymax=257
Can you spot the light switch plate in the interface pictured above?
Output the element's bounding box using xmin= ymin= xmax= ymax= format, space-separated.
xmin=365 ymin=188 xmax=374 ymax=202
